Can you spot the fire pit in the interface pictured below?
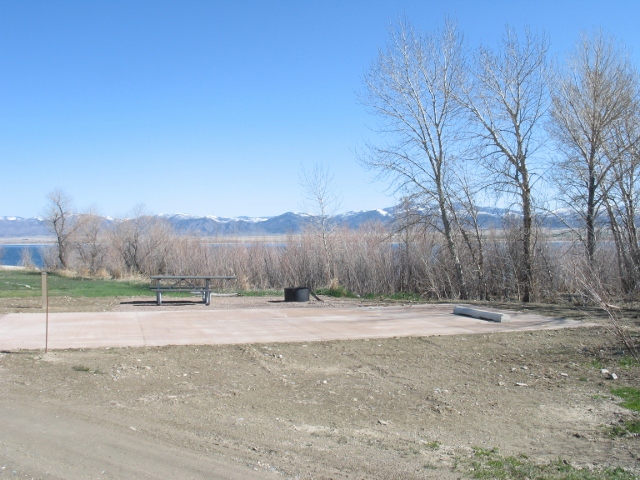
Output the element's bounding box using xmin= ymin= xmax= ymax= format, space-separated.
xmin=284 ymin=287 xmax=309 ymax=302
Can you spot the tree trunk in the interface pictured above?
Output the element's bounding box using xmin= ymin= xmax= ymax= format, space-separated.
xmin=521 ymin=170 xmax=534 ymax=303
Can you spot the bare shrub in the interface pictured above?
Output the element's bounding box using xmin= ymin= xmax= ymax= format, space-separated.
xmin=109 ymin=212 xmax=175 ymax=276
xmin=42 ymin=245 xmax=61 ymax=270
xmin=72 ymin=213 xmax=107 ymax=275
xmin=19 ymin=247 xmax=36 ymax=270
xmin=332 ymin=224 xmax=395 ymax=296
xmin=576 ymin=266 xmax=639 ymax=363
xmin=28 ymin=208 xmax=628 ymax=304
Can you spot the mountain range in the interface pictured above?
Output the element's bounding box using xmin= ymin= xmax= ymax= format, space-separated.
xmin=0 ymin=206 xmax=581 ymax=240
xmin=0 ymin=209 xmax=395 ymax=239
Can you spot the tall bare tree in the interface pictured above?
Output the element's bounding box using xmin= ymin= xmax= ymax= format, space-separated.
xmin=300 ymin=162 xmax=341 ymax=285
xmin=548 ymin=31 xmax=639 ymax=265
xmin=360 ymin=20 xmax=469 ymax=298
xmin=460 ymin=27 xmax=549 ymax=302
xmin=602 ymin=110 xmax=640 ymax=291
xmin=43 ymin=189 xmax=79 ymax=269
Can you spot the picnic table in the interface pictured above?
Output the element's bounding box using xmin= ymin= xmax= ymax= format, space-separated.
xmin=149 ymin=275 xmax=236 ymax=306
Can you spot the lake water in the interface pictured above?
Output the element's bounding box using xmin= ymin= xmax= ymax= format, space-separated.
xmin=0 ymin=245 xmax=50 ymax=268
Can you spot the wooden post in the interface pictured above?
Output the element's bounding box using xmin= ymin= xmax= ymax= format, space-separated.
xmin=41 ymin=271 xmax=47 ymax=309
xmin=42 ymin=272 xmax=49 ymax=353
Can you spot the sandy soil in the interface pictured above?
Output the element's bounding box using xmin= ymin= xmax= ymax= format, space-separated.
xmin=0 ymin=296 xmax=639 ymax=479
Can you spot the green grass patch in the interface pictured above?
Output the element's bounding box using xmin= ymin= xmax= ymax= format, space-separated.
xmin=0 ymin=270 xmax=150 ymax=298
xmin=472 ymin=446 xmax=499 ymax=457
xmin=608 ymin=419 xmax=640 ymax=437
xmin=466 ymin=448 xmax=635 ymax=479
xmin=611 ymin=387 xmax=640 ymax=412
xmin=625 ymin=419 xmax=640 ymax=434
xmin=72 ymin=365 xmax=91 ymax=372
xmin=618 ymin=356 xmax=639 ymax=369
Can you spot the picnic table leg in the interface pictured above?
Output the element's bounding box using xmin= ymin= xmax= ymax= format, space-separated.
xmin=204 ymin=279 xmax=211 ymax=305
xmin=156 ymin=291 xmax=162 ymax=306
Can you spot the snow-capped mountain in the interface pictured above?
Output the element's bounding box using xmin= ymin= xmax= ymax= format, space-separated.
xmin=0 ymin=216 xmax=49 ymax=238
xmin=158 ymin=209 xmax=396 ymax=236
xmin=0 ymin=206 xmax=593 ymax=239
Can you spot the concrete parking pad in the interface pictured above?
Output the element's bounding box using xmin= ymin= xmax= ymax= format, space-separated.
xmin=0 ymin=304 xmax=590 ymax=351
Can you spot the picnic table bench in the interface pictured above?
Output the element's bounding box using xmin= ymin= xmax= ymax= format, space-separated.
xmin=150 ymin=275 xmax=236 ymax=306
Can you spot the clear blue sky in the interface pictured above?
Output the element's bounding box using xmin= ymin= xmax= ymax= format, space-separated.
xmin=1 ymin=0 xmax=638 ymax=218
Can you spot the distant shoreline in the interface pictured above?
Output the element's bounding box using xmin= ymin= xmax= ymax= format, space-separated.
xmin=0 ymin=235 xmax=296 ymax=246
xmin=0 ymin=237 xmax=55 ymax=245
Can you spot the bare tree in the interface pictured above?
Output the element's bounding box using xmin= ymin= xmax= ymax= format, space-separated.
xmin=73 ymin=210 xmax=106 ymax=275
xmin=299 ymin=162 xmax=341 ymax=285
xmin=548 ymin=31 xmax=639 ymax=265
xmin=602 ymin=111 xmax=640 ymax=292
xmin=360 ymin=19 xmax=469 ymax=298
xmin=460 ymin=27 xmax=549 ymax=302
xmin=43 ymin=189 xmax=79 ymax=269
xmin=446 ymin=172 xmax=488 ymax=299
xmin=110 ymin=205 xmax=174 ymax=275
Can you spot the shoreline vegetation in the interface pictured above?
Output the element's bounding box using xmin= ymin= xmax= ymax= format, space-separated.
xmin=1 ymin=225 xmax=638 ymax=302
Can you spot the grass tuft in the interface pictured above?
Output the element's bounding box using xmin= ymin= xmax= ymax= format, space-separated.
xmin=608 ymin=419 xmax=640 ymax=437
xmin=465 ymin=448 xmax=636 ymax=479
xmin=618 ymin=356 xmax=639 ymax=369
xmin=611 ymin=387 xmax=640 ymax=412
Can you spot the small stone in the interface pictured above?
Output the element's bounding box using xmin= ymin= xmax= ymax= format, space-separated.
xmin=609 ymin=373 xmax=618 ymax=380
xmin=560 ymin=372 xmax=568 ymax=377
xmin=515 ymin=383 xmax=528 ymax=387
xmin=278 ymin=355 xmax=283 ymax=359
xmin=378 ymin=420 xmax=389 ymax=425
xmin=129 ymin=426 xmax=137 ymax=431
xmin=498 ymin=382 xmax=506 ymax=386
xmin=600 ymin=369 xmax=610 ymax=375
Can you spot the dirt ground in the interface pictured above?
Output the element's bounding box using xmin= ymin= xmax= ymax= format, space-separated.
xmin=0 ymin=295 xmax=639 ymax=479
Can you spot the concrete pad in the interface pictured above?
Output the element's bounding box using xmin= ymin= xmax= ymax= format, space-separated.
xmin=0 ymin=304 xmax=591 ymax=351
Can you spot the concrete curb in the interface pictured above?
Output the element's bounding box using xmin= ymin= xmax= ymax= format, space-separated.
xmin=453 ymin=305 xmax=511 ymax=323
